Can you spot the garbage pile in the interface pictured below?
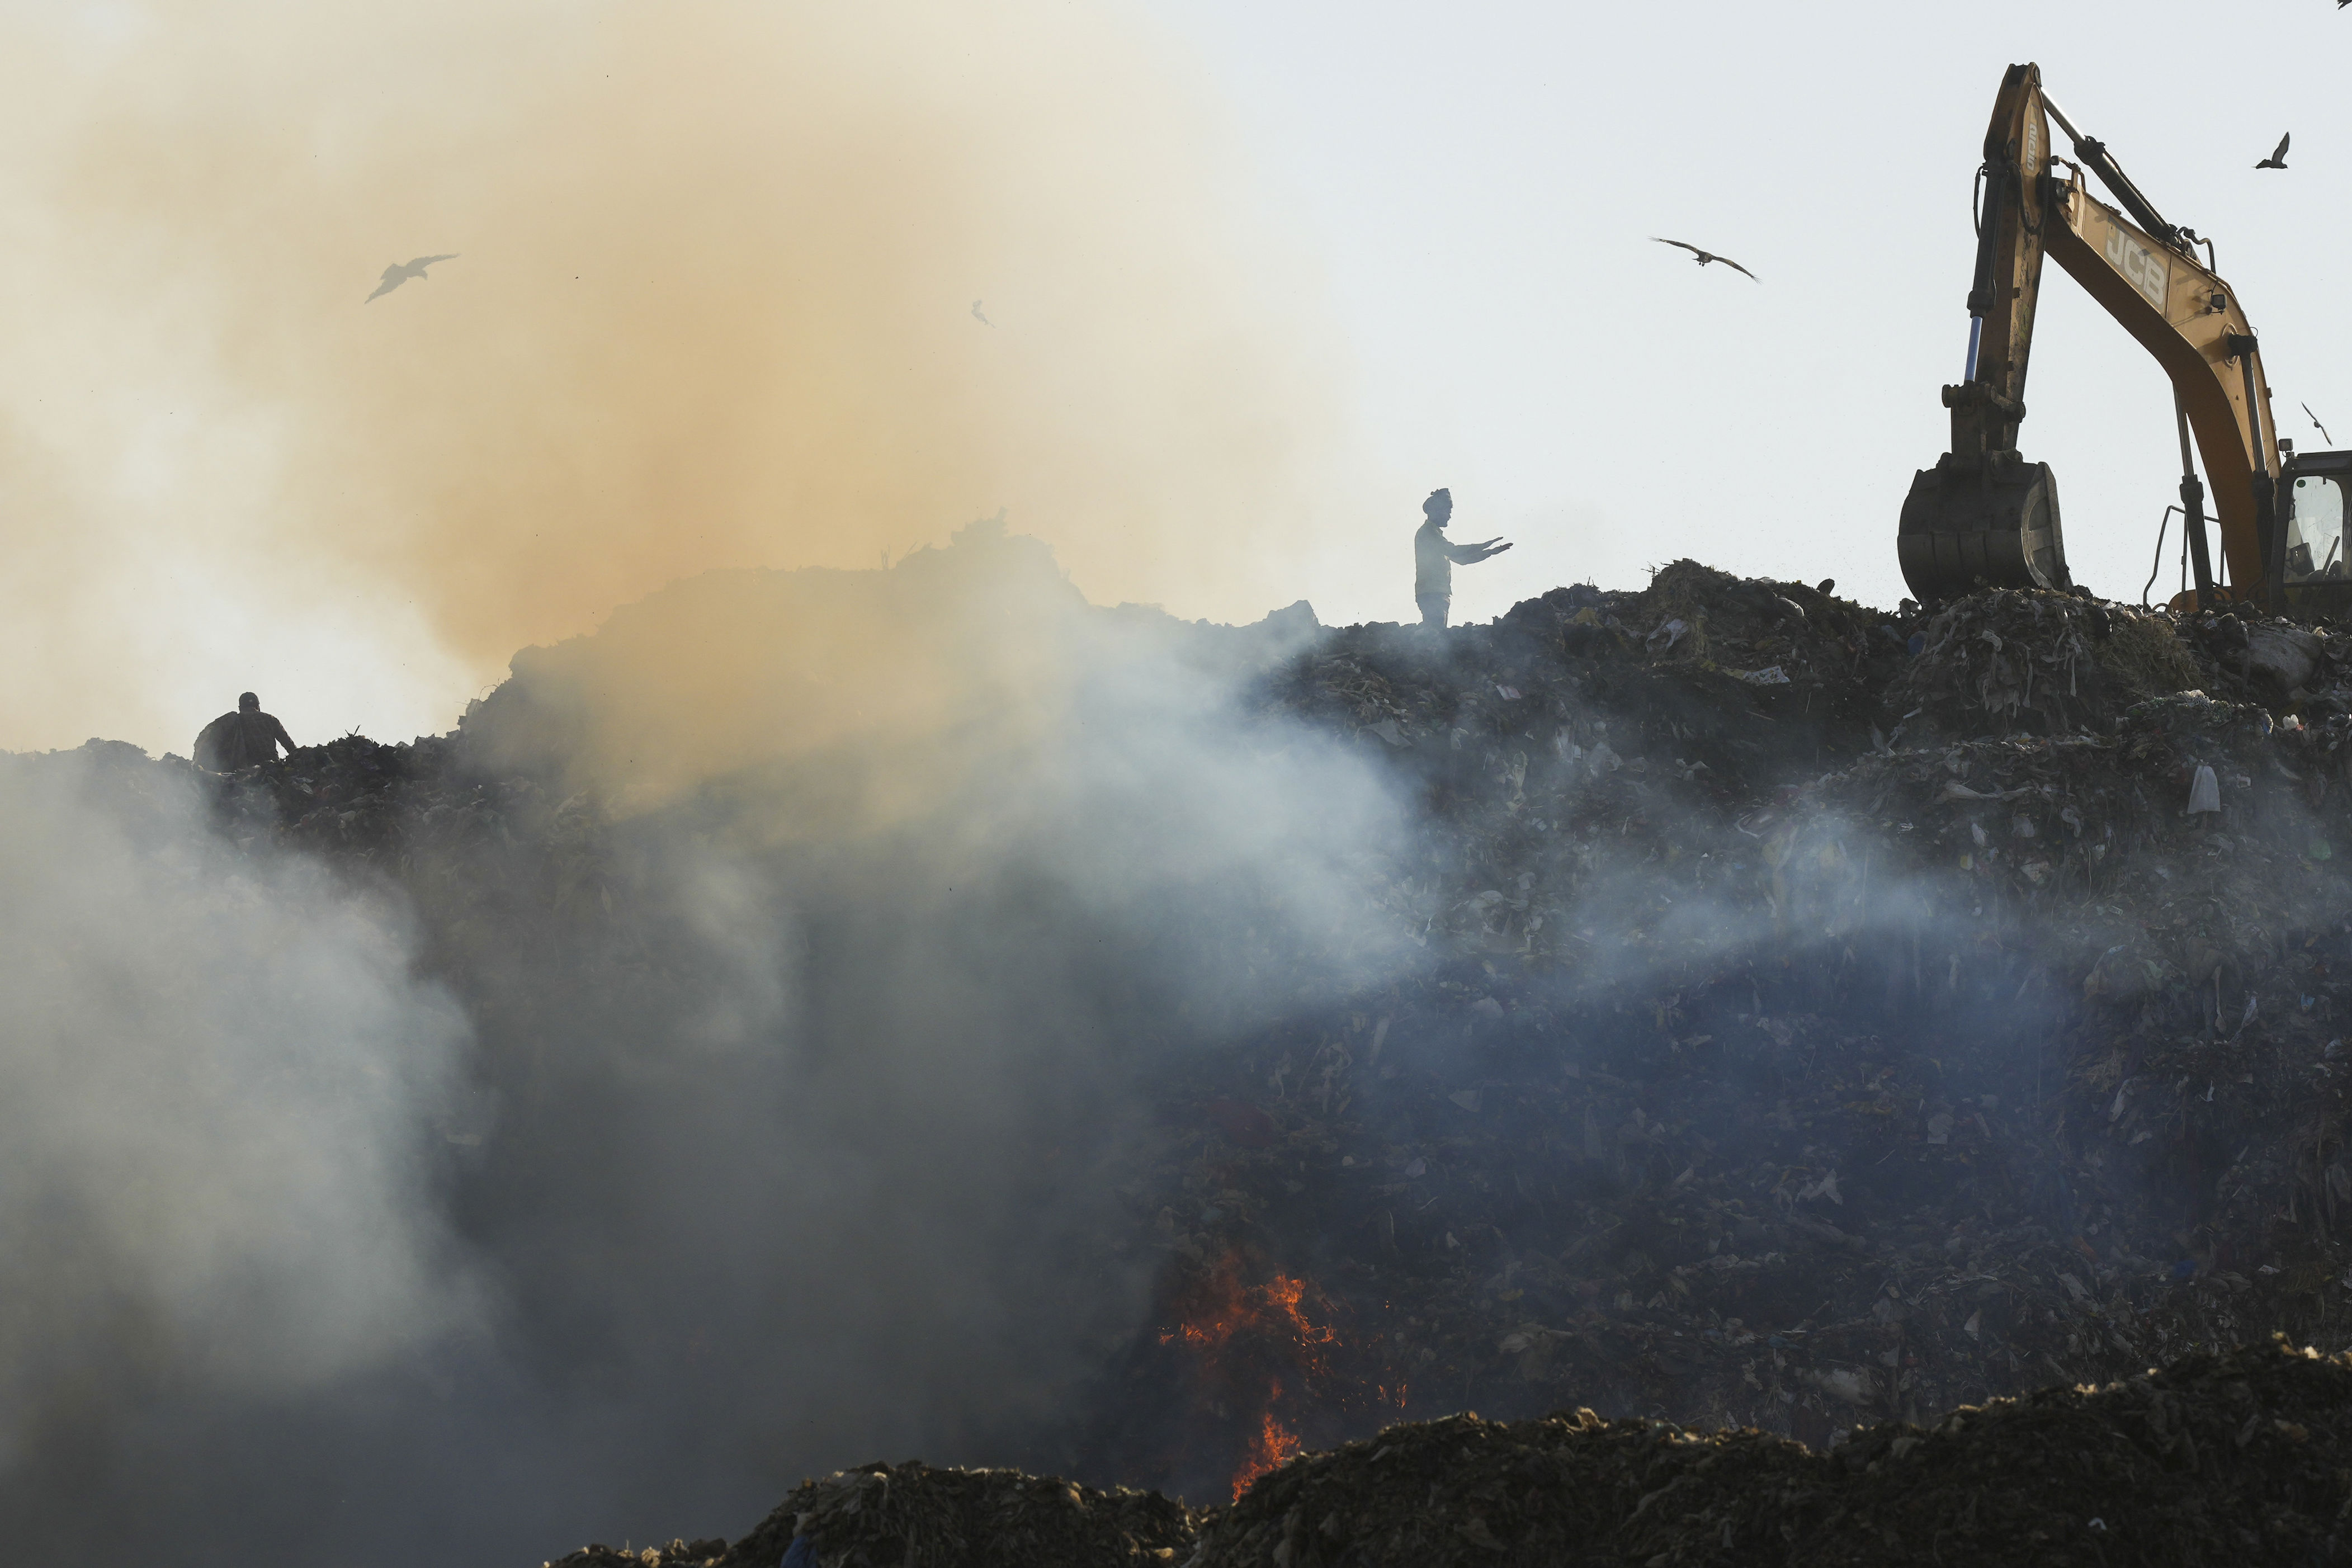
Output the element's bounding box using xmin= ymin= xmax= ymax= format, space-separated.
xmin=540 ymin=1462 xmax=1194 ymax=1568
xmin=1191 ymin=1335 xmax=2352 ymax=1567
xmin=1881 ymin=586 xmax=2352 ymax=745
xmin=1883 ymin=588 xmax=2203 ymax=741
xmin=34 ymin=539 xmax=2352 ymax=1559
xmin=545 ymin=1538 xmax=729 ymax=1568
xmin=1273 ymin=561 xmax=1907 ymax=797
xmin=1076 ymin=565 xmax=2352 ymax=1498
xmin=537 ymin=1336 xmax=2352 ymax=1566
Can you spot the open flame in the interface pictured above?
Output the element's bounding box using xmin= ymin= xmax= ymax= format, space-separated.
xmin=1156 ymin=1254 xmax=1350 ymax=1499
xmin=1231 ymin=1385 xmax=1302 ymax=1499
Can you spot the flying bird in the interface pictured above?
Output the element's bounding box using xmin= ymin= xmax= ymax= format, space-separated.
xmin=971 ymin=299 xmax=993 ymax=327
xmin=2256 ymin=133 xmax=2290 ymax=169
xmin=365 ymin=254 xmax=459 ymax=303
xmin=1650 ymin=238 xmax=1758 ymax=281
xmin=2306 ymin=402 xmax=2334 ymax=444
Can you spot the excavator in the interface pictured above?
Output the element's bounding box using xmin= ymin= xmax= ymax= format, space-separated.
xmin=1898 ymin=62 xmax=2352 ymax=616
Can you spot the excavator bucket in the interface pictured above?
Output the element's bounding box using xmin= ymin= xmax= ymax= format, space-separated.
xmin=1896 ymin=457 xmax=2070 ymax=602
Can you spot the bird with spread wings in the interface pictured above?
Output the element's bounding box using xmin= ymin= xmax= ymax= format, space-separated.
xmin=1650 ymin=237 xmax=1758 ymax=281
xmin=2306 ymin=402 xmax=2334 ymax=445
xmin=366 ymin=254 xmax=460 ymax=303
xmin=2256 ymin=133 xmax=2290 ymax=170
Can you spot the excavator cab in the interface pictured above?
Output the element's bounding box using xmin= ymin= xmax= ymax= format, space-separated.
xmin=2281 ymin=446 xmax=2352 ymax=616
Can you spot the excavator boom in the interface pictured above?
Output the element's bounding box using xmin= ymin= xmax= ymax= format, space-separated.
xmin=2042 ymin=171 xmax=2278 ymax=602
xmin=1897 ymin=65 xmax=2064 ymax=599
xmin=1898 ymin=64 xmax=2286 ymax=609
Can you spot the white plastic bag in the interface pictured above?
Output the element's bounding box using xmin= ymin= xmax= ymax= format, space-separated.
xmin=2185 ymin=763 xmax=2221 ymax=815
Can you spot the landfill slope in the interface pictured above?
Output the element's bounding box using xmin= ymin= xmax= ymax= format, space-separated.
xmin=539 ymin=1462 xmax=1197 ymax=1568
xmin=1189 ymin=1336 xmax=2352 ymax=1567
xmin=22 ymin=542 xmax=2352 ymax=1560
xmin=438 ymin=561 xmax=2352 ymax=1553
xmin=1070 ymin=565 xmax=2352 ymax=1504
xmin=534 ymin=1336 xmax=2352 ymax=1566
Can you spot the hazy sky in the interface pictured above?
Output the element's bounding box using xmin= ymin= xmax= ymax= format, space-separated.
xmin=1144 ymin=0 xmax=2352 ymax=629
xmin=7 ymin=0 xmax=2350 ymax=753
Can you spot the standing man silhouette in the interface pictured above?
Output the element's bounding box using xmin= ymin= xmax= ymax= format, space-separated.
xmin=1413 ymin=488 xmax=1511 ymax=629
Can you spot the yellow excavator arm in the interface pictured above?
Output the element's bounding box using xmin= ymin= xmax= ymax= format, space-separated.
xmin=1900 ymin=63 xmax=2284 ymax=608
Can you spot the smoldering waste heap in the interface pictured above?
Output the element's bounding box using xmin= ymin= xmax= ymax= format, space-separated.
xmin=28 ymin=545 xmax=2352 ymax=1565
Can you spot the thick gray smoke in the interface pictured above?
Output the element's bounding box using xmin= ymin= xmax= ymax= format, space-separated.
xmin=0 ymin=747 xmax=483 ymax=1536
xmin=0 ymin=535 xmax=1416 ymax=1561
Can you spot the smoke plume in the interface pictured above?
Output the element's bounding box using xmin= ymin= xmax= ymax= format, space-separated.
xmin=0 ymin=531 xmax=1420 ymax=1560
xmin=0 ymin=746 xmax=482 ymax=1529
xmin=0 ymin=5 xmax=1409 ymax=1557
xmin=0 ymin=0 xmax=1347 ymax=757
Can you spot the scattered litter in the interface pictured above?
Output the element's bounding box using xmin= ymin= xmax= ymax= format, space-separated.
xmin=1177 ymin=1341 xmax=2352 ymax=1568
xmin=39 ymin=550 xmax=2352 ymax=1564
xmin=545 ymin=1460 xmax=1198 ymax=1568
xmin=2188 ymin=763 xmax=2222 ymax=815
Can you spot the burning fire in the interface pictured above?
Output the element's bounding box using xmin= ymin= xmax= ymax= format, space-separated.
xmin=1231 ymin=1384 xmax=1302 ymax=1499
xmin=1156 ymin=1255 xmax=1347 ymax=1499
xmin=1161 ymin=1261 xmax=1336 ymax=1358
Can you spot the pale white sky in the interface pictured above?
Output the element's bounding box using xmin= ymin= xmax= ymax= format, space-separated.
xmin=10 ymin=1 xmax=2351 ymax=753
xmin=1144 ymin=0 xmax=2352 ymax=628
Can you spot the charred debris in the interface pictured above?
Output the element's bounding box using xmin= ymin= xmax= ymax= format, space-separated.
xmin=1090 ymin=565 xmax=2352 ymax=1498
xmin=27 ymin=549 xmax=2352 ymax=1563
xmin=546 ymin=1336 xmax=2352 ymax=1566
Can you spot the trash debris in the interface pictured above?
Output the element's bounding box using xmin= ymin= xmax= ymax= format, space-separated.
xmin=1076 ymin=563 xmax=2352 ymax=1505
xmin=2187 ymin=763 xmax=2222 ymax=814
xmin=1883 ymin=587 xmax=2204 ymax=741
xmin=544 ymin=1540 xmax=730 ymax=1568
xmin=540 ymin=1462 xmax=1197 ymax=1568
xmin=1182 ymin=1338 xmax=2352 ymax=1565
xmin=566 ymin=1337 xmax=2352 ymax=1568
xmin=500 ymin=555 xmax=2352 ymax=1546
xmin=32 ymin=541 xmax=2352 ymax=1558
xmin=1793 ymin=1169 xmax=1843 ymax=1205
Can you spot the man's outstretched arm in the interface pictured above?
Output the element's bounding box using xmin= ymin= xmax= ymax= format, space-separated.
xmin=268 ymin=717 xmax=296 ymax=757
